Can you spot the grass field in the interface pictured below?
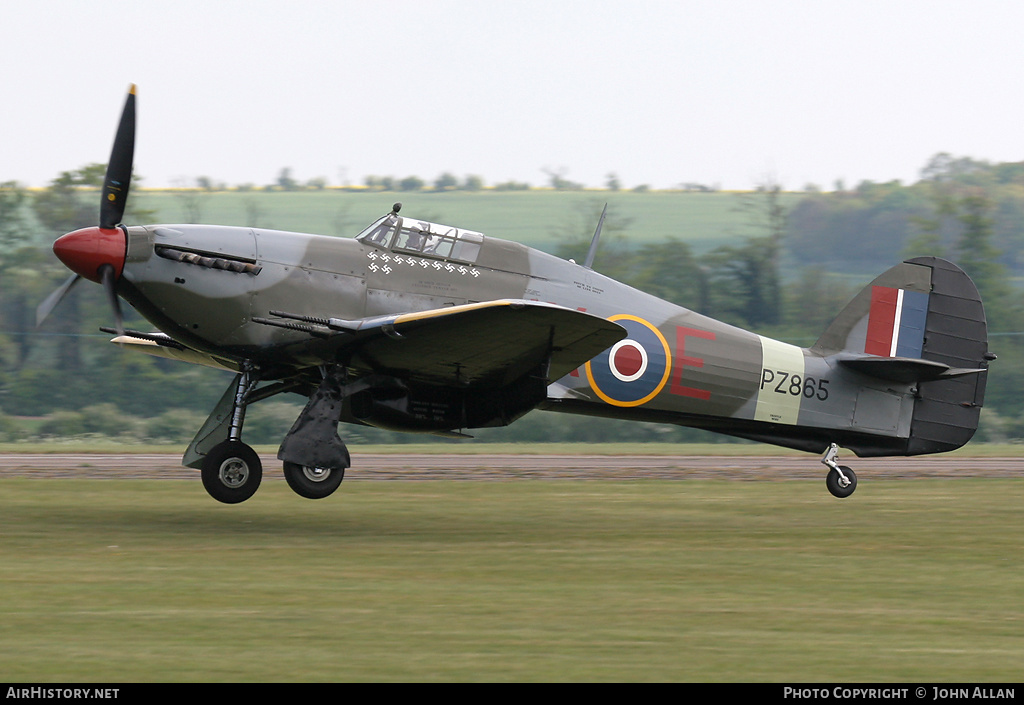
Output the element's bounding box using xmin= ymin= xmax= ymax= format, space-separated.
xmin=1 ymin=475 xmax=1021 ymax=682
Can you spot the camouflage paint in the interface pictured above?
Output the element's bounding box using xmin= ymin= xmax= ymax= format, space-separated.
xmin=107 ymin=212 xmax=989 ymax=459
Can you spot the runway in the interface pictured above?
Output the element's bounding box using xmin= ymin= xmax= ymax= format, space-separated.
xmin=0 ymin=452 xmax=1021 ymax=481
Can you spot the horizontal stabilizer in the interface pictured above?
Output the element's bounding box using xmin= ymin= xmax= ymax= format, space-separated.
xmin=837 ymin=354 xmax=986 ymax=383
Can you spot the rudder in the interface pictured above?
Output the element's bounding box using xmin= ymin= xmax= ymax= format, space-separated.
xmin=904 ymin=257 xmax=991 ymax=454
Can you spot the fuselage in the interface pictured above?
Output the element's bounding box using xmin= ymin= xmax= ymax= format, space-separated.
xmin=96 ymin=216 xmax=921 ymax=456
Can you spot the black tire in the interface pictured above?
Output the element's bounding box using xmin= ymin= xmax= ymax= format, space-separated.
xmin=826 ymin=465 xmax=857 ymax=499
xmin=283 ymin=461 xmax=345 ymax=500
xmin=201 ymin=441 xmax=262 ymax=504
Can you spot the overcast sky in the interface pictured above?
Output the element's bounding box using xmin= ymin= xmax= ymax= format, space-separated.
xmin=3 ymin=0 xmax=1022 ymax=191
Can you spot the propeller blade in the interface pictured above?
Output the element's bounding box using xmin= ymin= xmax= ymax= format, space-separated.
xmin=99 ymin=85 xmax=136 ymax=230
xmin=99 ymin=264 xmax=125 ymax=336
xmin=35 ymin=273 xmax=81 ymax=328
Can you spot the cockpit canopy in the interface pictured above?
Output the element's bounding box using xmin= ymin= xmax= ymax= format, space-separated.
xmin=356 ymin=213 xmax=484 ymax=264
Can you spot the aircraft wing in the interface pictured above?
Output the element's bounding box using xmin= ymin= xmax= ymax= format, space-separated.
xmin=258 ymin=299 xmax=627 ymax=387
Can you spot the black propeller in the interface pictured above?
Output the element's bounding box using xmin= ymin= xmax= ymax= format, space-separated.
xmin=100 ymin=85 xmax=136 ymax=230
xmin=35 ymin=273 xmax=80 ymax=328
xmin=36 ymin=85 xmax=136 ymax=333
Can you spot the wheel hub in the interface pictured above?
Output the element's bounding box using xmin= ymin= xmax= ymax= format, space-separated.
xmin=218 ymin=457 xmax=250 ymax=488
xmin=302 ymin=466 xmax=331 ymax=483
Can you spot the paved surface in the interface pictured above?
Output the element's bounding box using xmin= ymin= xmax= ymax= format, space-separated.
xmin=0 ymin=453 xmax=1021 ymax=481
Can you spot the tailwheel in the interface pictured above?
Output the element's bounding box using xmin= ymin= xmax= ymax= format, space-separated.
xmin=202 ymin=440 xmax=262 ymax=504
xmin=821 ymin=442 xmax=857 ymax=498
xmin=826 ymin=465 xmax=857 ymax=498
xmin=283 ymin=462 xmax=345 ymax=499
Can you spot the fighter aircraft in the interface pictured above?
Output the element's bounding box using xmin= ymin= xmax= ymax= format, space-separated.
xmin=37 ymin=87 xmax=995 ymax=503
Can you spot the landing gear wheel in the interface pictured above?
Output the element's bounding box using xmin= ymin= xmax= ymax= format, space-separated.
xmin=826 ymin=465 xmax=857 ymax=499
xmin=283 ymin=461 xmax=345 ymax=499
xmin=202 ymin=440 xmax=262 ymax=504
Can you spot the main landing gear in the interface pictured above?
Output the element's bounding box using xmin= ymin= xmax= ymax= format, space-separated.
xmin=197 ymin=365 xmax=266 ymax=504
xmin=202 ymin=440 xmax=263 ymax=504
xmin=187 ymin=363 xmax=352 ymax=504
xmin=821 ymin=442 xmax=857 ymax=498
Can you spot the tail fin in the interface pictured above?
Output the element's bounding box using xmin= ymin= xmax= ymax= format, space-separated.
xmin=813 ymin=257 xmax=993 ymax=455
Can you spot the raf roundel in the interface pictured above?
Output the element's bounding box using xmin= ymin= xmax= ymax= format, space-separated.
xmin=585 ymin=315 xmax=672 ymax=407
xmin=608 ymin=339 xmax=648 ymax=382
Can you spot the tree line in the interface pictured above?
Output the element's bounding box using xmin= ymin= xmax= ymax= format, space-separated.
xmin=174 ymin=166 xmax=672 ymax=194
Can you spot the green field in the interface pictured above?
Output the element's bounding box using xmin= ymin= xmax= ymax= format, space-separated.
xmin=129 ymin=188 xmax=802 ymax=255
xmin=1 ymin=475 xmax=1021 ymax=682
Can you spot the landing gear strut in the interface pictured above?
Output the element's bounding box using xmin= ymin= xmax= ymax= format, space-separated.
xmin=821 ymin=443 xmax=857 ymax=498
xmin=276 ymin=365 xmax=355 ymax=500
xmin=199 ymin=365 xmax=263 ymax=504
